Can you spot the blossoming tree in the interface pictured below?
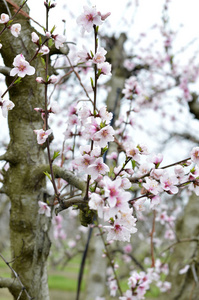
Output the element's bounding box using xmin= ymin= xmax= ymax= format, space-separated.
xmin=0 ymin=1 xmax=199 ymax=300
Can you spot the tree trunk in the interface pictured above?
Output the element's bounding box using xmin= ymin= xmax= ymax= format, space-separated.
xmin=0 ymin=1 xmax=51 ymax=299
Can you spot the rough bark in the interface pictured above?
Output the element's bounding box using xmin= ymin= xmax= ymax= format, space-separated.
xmin=0 ymin=1 xmax=51 ymax=299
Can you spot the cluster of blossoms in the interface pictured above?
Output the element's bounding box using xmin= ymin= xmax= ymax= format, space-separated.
xmin=0 ymin=13 xmax=21 ymax=42
xmin=76 ymin=6 xmax=111 ymax=76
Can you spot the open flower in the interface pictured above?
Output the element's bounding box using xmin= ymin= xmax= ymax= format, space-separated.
xmin=10 ymin=24 xmax=21 ymax=37
xmin=34 ymin=128 xmax=52 ymax=144
xmin=38 ymin=201 xmax=51 ymax=217
xmin=10 ymin=54 xmax=35 ymax=77
xmin=77 ymin=6 xmax=102 ymax=33
xmin=0 ymin=13 xmax=9 ymax=24
xmin=0 ymin=98 xmax=15 ymax=118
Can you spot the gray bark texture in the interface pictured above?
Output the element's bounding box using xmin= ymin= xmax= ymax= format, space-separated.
xmin=0 ymin=1 xmax=51 ymax=299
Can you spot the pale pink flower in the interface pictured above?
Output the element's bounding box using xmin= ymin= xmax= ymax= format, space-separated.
xmin=0 ymin=98 xmax=15 ymax=118
xmin=89 ymin=193 xmax=104 ymax=218
xmin=93 ymin=125 xmax=115 ymax=148
xmin=97 ymin=11 xmax=111 ymax=21
xmin=77 ymin=45 xmax=91 ymax=63
xmin=160 ymin=173 xmax=178 ymax=194
xmin=191 ymin=147 xmax=199 ymax=166
xmin=151 ymin=153 xmax=163 ymax=166
xmin=34 ymin=128 xmax=52 ymax=144
xmin=97 ymin=62 xmax=112 ymax=76
xmin=0 ymin=13 xmax=9 ymax=24
xmin=48 ymin=75 xmax=58 ymax=84
xmin=150 ymin=168 xmax=164 ymax=180
xmin=75 ymin=154 xmax=95 ymax=172
xmin=99 ymin=106 xmax=113 ymax=124
xmin=133 ymin=198 xmax=146 ymax=212
xmin=123 ymin=244 xmax=132 ymax=254
xmin=53 ymin=34 xmax=66 ymax=49
xmin=0 ymin=43 xmax=2 ymax=49
xmin=105 ymin=221 xmax=132 ymax=242
xmin=10 ymin=54 xmax=35 ymax=77
xmin=78 ymin=104 xmax=92 ymax=120
xmin=38 ymin=201 xmax=51 ymax=217
xmin=93 ymin=47 xmax=107 ymax=64
xmin=10 ymin=24 xmax=21 ymax=37
xmin=103 ymin=176 xmax=121 ymax=207
xmin=164 ymin=229 xmax=175 ymax=240
xmin=31 ymin=32 xmax=39 ymax=43
xmin=174 ymin=165 xmax=185 ymax=179
xmin=87 ymin=157 xmax=110 ymax=180
xmin=125 ymin=143 xmax=140 ymax=162
xmin=142 ymin=177 xmax=161 ymax=195
xmin=77 ymin=6 xmax=102 ymax=33
xmin=122 ymin=76 xmax=140 ymax=99
xmin=36 ymin=77 xmax=44 ymax=83
xmin=38 ymin=45 xmax=50 ymax=55
xmin=150 ymin=195 xmax=161 ymax=209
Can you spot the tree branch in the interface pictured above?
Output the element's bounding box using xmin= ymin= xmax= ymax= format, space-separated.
xmin=0 ymin=276 xmax=20 ymax=290
xmin=0 ymin=66 xmax=11 ymax=76
xmin=32 ymin=164 xmax=86 ymax=193
xmin=55 ymin=195 xmax=86 ymax=214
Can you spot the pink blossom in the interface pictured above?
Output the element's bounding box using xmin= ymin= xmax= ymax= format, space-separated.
xmin=0 ymin=13 xmax=9 ymax=24
xmin=122 ymin=76 xmax=141 ymax=99
xmin=191 ymin=147 xmax=199 ymax=166
xmin=48 ymin=75 xmax=58 ymax=84
xmin=125 ymin=143 xmax=140 ymax=162
xmin=93 ymin=47 xmax=107 ymax=64
xmin=77 ymin=6 xmax=102 ymax=33
xmin=93 ymin=125 xmax=115 ymax=148
xmin=10 ymin=54 xmax=35 ymax=77
xmin=160 ymin=173 xmax=178 ymax=194
xmin=31 ymin=32 xmax=39 ymax=43
xmin=89 ymin=193 xmax=104 ymax=218
xmin=10 ymin=24 xmax=21 ymax=37
xmin=97 ymin=62 xmax=112 ymax=76
xmin=103 ymin=176 xmax=121 ymax=207
xmin=38 ymin=45 xmax=50 ymax=55
xmin=77 ymin=45 xmax=91 ymax=63
xmin=151 ymin=153 xmax=163 ymax=166
xmin=87 ymin=157 xmax=110 ymax=180
xmin=34 ymin=128 xmax=52 ymax=144
xmin=38 ymin=201 xmax=51 ymax=217
xmin=133 ymin=198 xmax=146 ymax=212
xmin=105 ymin=221 xmax=132 ymax=242
xmin=75 ymin=154 xmax=95 ymax=172
xmin=123 ymin=244 xmax=132 ymax=254
xmin=99 ymin=106 xmax=113 ymax=124
xmin=142 ymin=177 xmax=161 ymax=195
xmin=36 ymin=77 xmax=44 ymax=83
xmin=0 ymin=98 xmax=15 ymax=118
xmin=97 ymin=11 xmax=111 ymax=21
xmin=53 ymin=34 xmax=66 ymax=49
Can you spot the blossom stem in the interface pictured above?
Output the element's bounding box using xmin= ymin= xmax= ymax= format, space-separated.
xmin=150 ymin=210 xmax=156 ymax=268
xmin=97 ymin=225 xmax=123 ymax=296
xmin=44 ymin=0 xmax=59 ymax=200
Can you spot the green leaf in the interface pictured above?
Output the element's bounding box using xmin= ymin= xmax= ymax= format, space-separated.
xmin=48 ymin=38 xmax=54 ymax=48
xmin=14 ymin=77 xmax=22 ymax=85
xmin=43 ymin=171 xmax=52 ymax=181
xmin=52 ymin=151 xmax=60 ymax=161
xmin=40 ymin=57 xmax=46 ymax=67
xmin=90 ymin=77 xmax=94 ymax=89
xmin=131 ymin=159 xmax=136 ymax=169
xmin=50 ymin=25 xmax=56 ymax=34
